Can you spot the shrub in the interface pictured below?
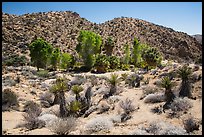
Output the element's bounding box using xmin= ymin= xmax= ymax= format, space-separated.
xmin=50 ymin=48 xmax=61 ymax=71
xmin=183 ymin=116 xmax=199 ymax=133
xmin=29 ymin=38 xmax=53 ymax=71
xmin=141 ymin=46 xmax=162 ymax=69
xmin=60 ymin=53 xmax=75 ymax=71
xmin=2 ymin=88 xmax=18 ymax=111
xmin=125 ymin=73 xmax=143 ymax=88
xmin=47 ymin=117 xmax=77 ymax=135
xmin=39 ymin=92 xmax=54 ymax=108
xmin=23 ymin=101 xmax=42 ymax=116
xmin=123 ymin=43 xmax=131 ymax=65
xmin=129 ymin=129 xmax=151 ymax=135
xmin=104 ymin=36 xmax=115 ymax=56
xmin=132 ymin=38 xmax=143 ymax=67
xmin=108 ymin=56 xmax=120 ymax=70
xmin=169 ymin=97 xmax=193 ymax=112
xmin=120 ymin=64 xmax=130 ymax=70
xmin=85 ymin=116 xmax=113 ymax=133
xmin=120 ymin=73 xmax=129 ymax=81
xmin=36 ymin=70 xmax=49 ymax=78
xmin=144 ymin=93 xmax=165 ymax=103
xmin=76 ymin=30 xmax=102 ymax=70
xmin=3 ymin=54 xmax=28 ymax=67
xmin=119 ymin=98 xmax=135 ymax=114
xmin=94 ymin=54 xmax=110 ymax=73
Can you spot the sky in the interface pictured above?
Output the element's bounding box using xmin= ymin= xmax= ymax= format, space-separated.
xmin=2 ymin=2 xmax=202 ymax=35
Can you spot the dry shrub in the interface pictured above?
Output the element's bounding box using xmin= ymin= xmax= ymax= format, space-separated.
xmin=47 ymin=117 xmax=77 ymax=135
xmin=2 ymin=88 xmax=18 ymax=111
xmin=119 ymin=98 xmax=135 ymax=114
xmin=183 ymin=116 xmax=199 ymax=133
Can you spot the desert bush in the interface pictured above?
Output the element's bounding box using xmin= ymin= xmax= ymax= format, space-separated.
xmin=129 ymin=128 xmax=151 ymax=135
xmin=145 ymin=121 xmax=187 ymax=135
xmin=2 ymin=88 xmax=18 ymax=111
xmin=47 ymin=117 xmax=77 ymax=135
xmin=142 ymin=85 xmax=160 ymax=96
xmin=120 ymin=63 xmax=130 ymax=70
xmin=141 ymin=46 xmax=162 ymax=69
xmin=23 ymin=101 xmax=42 ymax=116
xmin=120 ymin=73 xmax=129 ymax=81
xmin=36 ymin=70 xmax=49 ymax=78
xmin=94 ymin=54 xmax=110 ymax=73
xmin=3 ymin=54 xmax=28 ymax=67
xmin=143 ymin=93 xmax=165 ymax=103
xmin=183 ymin=116 xmax=199 ymax=133
xmin=85 ymin=116 xmax=113 ymax=133
xmin=169 ymin=97 xmax=193 ymax=112
xmin=123 ymin=43 xmax=131 ymax=65
xmin=125 ymin=73 xmax=143 ymax=88
xmin=60 ymin=53 xmax=75 ymax=71
xmin=39 ymin=92 xmax=54 ymax=108
xmin=119 ymin=98 xmax=135 ymax=114
xmin=103 ymin=36 xmax=115 ymax=56
xmin=108 ymin=56 xmax=120 ymax=70
xmin=22 ymin=113 xmax=45 ymax=130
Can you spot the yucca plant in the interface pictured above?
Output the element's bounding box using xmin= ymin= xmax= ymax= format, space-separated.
xmin=160 ymin=76 xmax=175 ymax=108
xmin=177 ymin=65 xmax=192 ymax=98
xmin=71 ymin=85 xmax=84 ymax=101
xmin=107 ymin=73 xmax=121 ymax=96
xmin=68 ymin=100 xmax=81 ymax=116
xmin=50 ymin=77 xmax=69 ymax=117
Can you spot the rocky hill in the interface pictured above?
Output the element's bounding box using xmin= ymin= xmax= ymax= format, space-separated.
xmin=192 ymin=34 xmax=202 ymax=44
xmin=2 ymin=11 xmax=202 ymax=63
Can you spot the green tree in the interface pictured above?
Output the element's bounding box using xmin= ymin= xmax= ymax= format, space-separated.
xmin=50 ymin=48 xmax=61 ymax=71
xmin=132 ymin=38 xmax=142 ymax=66
xmin=60 ymin=53 xmax=75 ymax=71
xmin=123 ymin=44 xmax=130 ymax=65
xmin=29 ymin=38 xmax=53 ymax=71
xmin=76 ymin=30 xmax=102 ymax=70
xmin=104 ymin=37 xmax=115 ymax=56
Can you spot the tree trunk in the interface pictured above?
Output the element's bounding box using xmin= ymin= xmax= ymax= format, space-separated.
xmin=109 ymin=85 xmax=116 ymax=96
xmin=179 ymin=80 xmax=192 ymax=98
xmin=59 ymin=92 xmax=67 ymax=117
xmin=53 ymin=93 xmax=60 ymax=105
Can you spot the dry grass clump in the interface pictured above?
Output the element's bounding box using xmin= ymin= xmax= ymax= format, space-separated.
xmin=47 ymin=116 xmax=77 ymax=135
xmin=119 ymin=98 xmax=136 ymax=114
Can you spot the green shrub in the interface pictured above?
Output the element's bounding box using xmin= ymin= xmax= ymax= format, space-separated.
xmin=142 ymin=46 xmax=162 ymax=69
xmin=108 ymin=56 xmax=120 ymax=70
xmin=123 ymin=44 xmax=131 ymax=65
xmin=132 ymin=38 xmax=142 ymax=66
xmin=60 ymin=53 xmax=75 ymax=71
xmin=36 ymin=70 xmax=49 ymax=78
xmin=50 ymin=48 xmax=61 ymax=71
xmin=120 ymin=64 xmax=130 ymax=70
xmin=94 ymin=54 xmax=110 ymax=73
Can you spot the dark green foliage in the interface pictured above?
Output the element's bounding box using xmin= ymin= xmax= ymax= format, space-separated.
xmin=104 ymin=37 xmax=115 ymax=56
xmin=50 ymin=48 xmax=61 ymax=71
xmin=3 ymin=54 xmax=28 ymax=67
xmin=60 ymin=53 xmax=75 ymax=71
xmin=120 ymin=64 xmax=130 ymax=70
xmin=108 ymin=56 xmax=120 ymax=70
xmin=177 ymin=65 xmax=192 ymax=98
xmin=2 ymin=88 xmax=18 ymax=111
xmin=94 ymin=54 xmax=110 ymax=73
xmin=142 ymin=46 xmax=162 ymax=69
xmin=76 ymin=30 xmax=102 ymax=70
xmin=29 ymin=38 xmax=53 ymax=71
xmin=106 ymin=73 xmax=121 ymax=97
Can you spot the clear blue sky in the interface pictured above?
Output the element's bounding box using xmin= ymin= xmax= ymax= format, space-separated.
xmin=2 ymin=2 xmax=202 ymax=35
